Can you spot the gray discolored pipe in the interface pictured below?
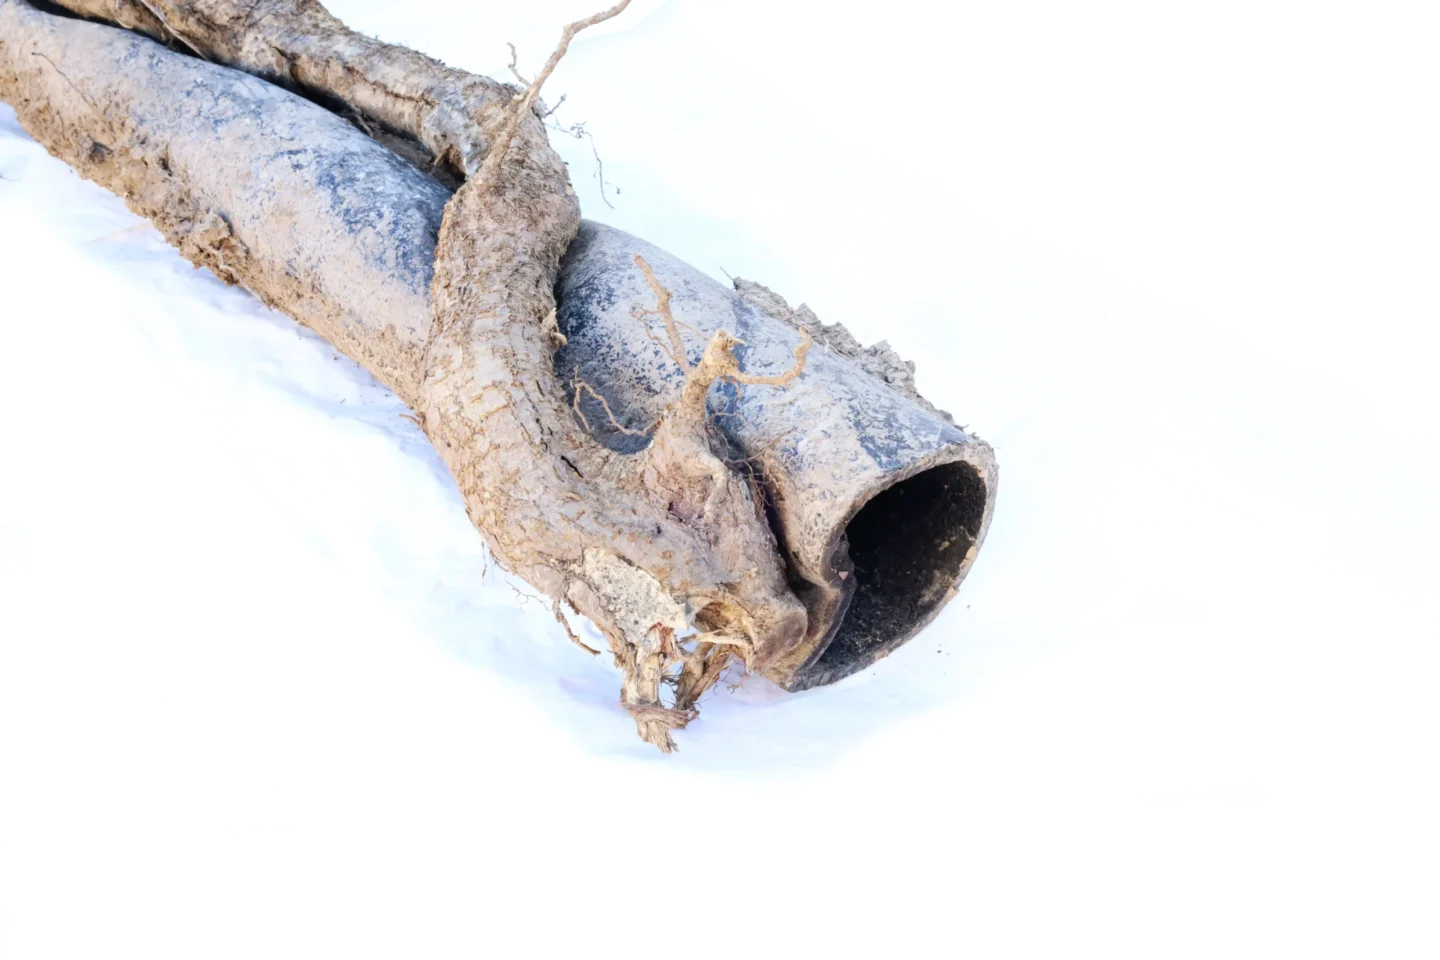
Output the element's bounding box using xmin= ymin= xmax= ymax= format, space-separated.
xmin=555 ymin=227 xmax=996 ymax=689
xmin=0 ymin=0 xmax=996 ymax=690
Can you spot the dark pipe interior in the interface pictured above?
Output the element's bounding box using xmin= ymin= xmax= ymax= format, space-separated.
xmin=803 ymin=460 xmax=988 ymax=683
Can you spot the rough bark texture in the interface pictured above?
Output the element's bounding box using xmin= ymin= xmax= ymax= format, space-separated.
xmin=417 ymin=73 xmax=810 ymax=751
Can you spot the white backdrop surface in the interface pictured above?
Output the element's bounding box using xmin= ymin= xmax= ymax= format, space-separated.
xmin=1 ymin=1 xmax=1435 ymax=955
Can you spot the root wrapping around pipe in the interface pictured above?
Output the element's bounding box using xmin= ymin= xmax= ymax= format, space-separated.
xmin=0 ymin=0 xmax=996 ymax=747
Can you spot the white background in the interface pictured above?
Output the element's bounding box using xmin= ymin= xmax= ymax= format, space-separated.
xmin=2 ymin=0 xmax=1436 ymax=955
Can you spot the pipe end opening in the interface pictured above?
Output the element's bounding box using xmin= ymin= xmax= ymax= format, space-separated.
xmin=795 ymin=459 xmax=989 ymax=688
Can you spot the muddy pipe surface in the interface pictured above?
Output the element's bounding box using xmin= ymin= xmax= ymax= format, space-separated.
xmin=555 ymin=228 xmax=996 ymax=688
xmin=0 ymin=1 xmax=996 ymax=687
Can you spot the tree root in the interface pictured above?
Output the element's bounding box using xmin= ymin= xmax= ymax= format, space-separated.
xmin=412 ymin=2 xmax=809 ymax=751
